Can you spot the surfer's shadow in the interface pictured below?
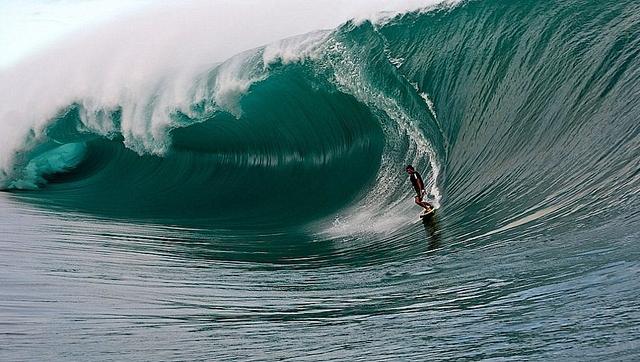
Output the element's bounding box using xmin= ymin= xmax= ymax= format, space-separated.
xmin=421 ymin=214 xmax=442 ymax=251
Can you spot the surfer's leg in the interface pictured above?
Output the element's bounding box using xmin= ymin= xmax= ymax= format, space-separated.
xmin=414 ymin=196 xmax=433 ymax=212
xmin=415 ymin=197 xmax=432 ymax=211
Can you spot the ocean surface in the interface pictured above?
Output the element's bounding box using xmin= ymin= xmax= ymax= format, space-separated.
xmin=1 ymin=0 xmax=640 ymax=360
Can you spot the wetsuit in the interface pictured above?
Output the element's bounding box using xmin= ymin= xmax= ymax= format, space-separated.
xmin=410 ymin=171 xmax=425 ymax=197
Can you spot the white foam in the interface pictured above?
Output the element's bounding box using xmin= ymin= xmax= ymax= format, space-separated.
xmin=420 ymin=92 xmax=438 ymax=120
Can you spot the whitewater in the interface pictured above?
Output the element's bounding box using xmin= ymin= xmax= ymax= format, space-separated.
xmin=1 ymin=0 xmax=639 ymax=360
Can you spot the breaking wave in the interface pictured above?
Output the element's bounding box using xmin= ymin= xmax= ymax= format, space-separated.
xmin=1 ymin=0 xmax=638 ymax=241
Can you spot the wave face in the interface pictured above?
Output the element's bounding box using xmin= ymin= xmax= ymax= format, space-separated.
xmin=3 ymin=0 xmax=639 ymax=232
xmin=382 ymin=0 xmax=640 ymax=243
xmin=2 ymin=0 xmax=640 ymax=360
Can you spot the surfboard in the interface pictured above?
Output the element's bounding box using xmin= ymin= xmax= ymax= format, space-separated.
xmin=420 ymin=209 xmax=435 ymax=219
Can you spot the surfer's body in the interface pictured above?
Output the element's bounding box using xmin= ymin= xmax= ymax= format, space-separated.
xmin=406 ymin=165 xmax=433 ymax=214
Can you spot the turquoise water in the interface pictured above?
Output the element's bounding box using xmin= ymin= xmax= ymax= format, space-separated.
xmin=2 ymin=0 xmax=640 ymax=360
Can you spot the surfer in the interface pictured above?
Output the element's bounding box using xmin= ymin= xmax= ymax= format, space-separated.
xmin=406 ymin=165 xmax=433 ymax=214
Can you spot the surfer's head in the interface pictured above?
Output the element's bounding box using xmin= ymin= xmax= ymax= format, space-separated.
xmin=405 ymin=165 xmax=415 ymax=174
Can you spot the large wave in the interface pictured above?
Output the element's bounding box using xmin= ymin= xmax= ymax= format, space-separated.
xmin=1 ymin=0 xmax=639 ymax=241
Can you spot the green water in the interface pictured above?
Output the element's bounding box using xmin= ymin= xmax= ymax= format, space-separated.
xmin=2 ymin=0 xmax=640 ymax=359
